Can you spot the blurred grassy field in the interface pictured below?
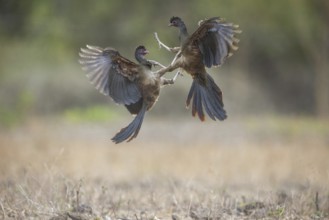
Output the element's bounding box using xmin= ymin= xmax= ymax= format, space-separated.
xmin=1 ymin=1 xmax=329 ymax=219
xmin=0 ymin=115 xmax=329 ymax=219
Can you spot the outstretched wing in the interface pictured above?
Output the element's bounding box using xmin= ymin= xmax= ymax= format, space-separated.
xmin=185 ymin=17 xmax=241 ymax=68
xmin=79 ymin=45 xmax=142 ymax=105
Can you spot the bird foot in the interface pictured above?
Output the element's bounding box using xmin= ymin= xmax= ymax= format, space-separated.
xmin=154 ymin=32 xmax=173 ymax=52
xmin=149 ymin=59 xmax=166 ymax=68
xmin=173 ymin=71 xmax=183 ymax=81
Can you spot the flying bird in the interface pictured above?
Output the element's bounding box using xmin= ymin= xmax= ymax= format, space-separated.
xmin=79 ymin=45 xmax=179 ymax=143
xmin=155 ymin=16 xmax=241 ymax=121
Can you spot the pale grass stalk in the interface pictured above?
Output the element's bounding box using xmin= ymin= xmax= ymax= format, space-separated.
xmin=17 ymin=184 xmax=42 ymax=209
xmin=0 ymin=200 xmax=6 ymax=219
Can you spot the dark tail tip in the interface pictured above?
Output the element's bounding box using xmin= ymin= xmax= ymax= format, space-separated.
xmin=111 ymin=105 xmax=146 ymax=144
xmin=186 ymin=74 xmax=227 ymax=121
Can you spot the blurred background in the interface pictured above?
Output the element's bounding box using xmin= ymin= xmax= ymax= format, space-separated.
xmin=1 ymin=2 xmax=329 ymax=218
xmin=0 ymin=0 xmax=329 ymax=187
xmin=1 ymin=0 xmax=329 ymax=123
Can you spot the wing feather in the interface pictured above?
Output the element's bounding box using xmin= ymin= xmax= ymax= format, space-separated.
xmin=185 ymin=17 xmax=241 ymax=67
xmin=79 ymin=45 xmax=142 ymax=105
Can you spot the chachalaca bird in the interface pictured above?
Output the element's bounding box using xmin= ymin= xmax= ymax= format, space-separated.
xmin=154 ymin=16 xmax=241 ymax=121
xmin=79 ymin=45 xmax=179 ymax=143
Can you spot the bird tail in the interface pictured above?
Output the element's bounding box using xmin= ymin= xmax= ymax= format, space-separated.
xmin=186 ymin=73 xmax=227 ymax=121
xmin=112 ymin=103 xmax=147 ymax=144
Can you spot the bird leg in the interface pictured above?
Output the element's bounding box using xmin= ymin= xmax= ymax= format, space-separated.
xmin=161 ymin=71 xmax=182 ymax=86
xmin=154 ymin=32 xmax=182 ymax=65
xmin=148 ymin=59 xmax=166 ymax=68
xmin=154 ymin=31 xmax=184 ymax=78
xmin=154 ymin=32 xmax=180 ymax=53
xmin=170 ymin=51 xmax=182 ymax=65
xmin=173 ymin=70 xmax=183 ymax=80
xmin=156 ymin=60 xmax=181 ymax=78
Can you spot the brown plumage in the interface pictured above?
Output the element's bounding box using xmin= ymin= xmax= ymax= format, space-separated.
xmin=156 ymin=17 xmax=241 ymax=121
xmin=79 ymin=45 xmax=177 ymax=143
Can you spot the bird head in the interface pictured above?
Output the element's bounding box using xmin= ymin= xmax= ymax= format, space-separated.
xmin=135 ymin=45 xmax=149 ymax=57
xmin=169 ymin=16 xmax=184 ymax=27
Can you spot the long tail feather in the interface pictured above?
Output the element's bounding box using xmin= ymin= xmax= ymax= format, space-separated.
xmin=186 ymin=74 xmax=227 ymax=121
xmin=112 ymin=104 xmax=147 ymax=144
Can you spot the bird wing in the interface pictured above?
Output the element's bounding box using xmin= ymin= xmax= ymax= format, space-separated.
xmin=185 ymin=17 xmax=241 ymax=68
xmin=79 ymin=45 xmax=142 ymax=105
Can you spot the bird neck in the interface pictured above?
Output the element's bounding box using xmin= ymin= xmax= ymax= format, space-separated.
xmin=178 ymin=24 xmax=189 ymax=45
xmin=135 ymin=54 xmax=152 ymax=69
xmin=135 ymin=53 xmax=145 ymax=64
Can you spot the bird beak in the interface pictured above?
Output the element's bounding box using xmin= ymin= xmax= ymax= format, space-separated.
xmin=168 ymin=23 xmax=173 ymax=27
xmin=144 ymin=50 xmax=149 ymax=55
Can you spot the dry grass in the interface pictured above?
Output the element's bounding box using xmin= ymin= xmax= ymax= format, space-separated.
xmin=0 ymin=116 xmax=329 ymax=219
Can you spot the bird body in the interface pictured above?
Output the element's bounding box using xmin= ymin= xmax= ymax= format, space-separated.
xmin=156 ymin=16 xmax=240 ymax=121
xmin=79 ymin=45 xmax=177 ymax=143
xmin=180 ymin=47 xmax=207 ymax=82
xmin=138 ymin=70 xmax=160 ymax=110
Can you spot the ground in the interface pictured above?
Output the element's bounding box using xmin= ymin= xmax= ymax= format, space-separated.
xmin=0 ymin=116 xmax=329 ymax=219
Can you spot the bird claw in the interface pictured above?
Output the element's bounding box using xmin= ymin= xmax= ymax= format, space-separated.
xmin=154 ymin=32 xmax=173 ymax=52
xmin=149 ymin=59 xmax=166 ymax=68
xmin=154 ymin=32 xmax=162 ymax=49
xmin=173 ymin=71 xmax=182 ymax=81
xmin=156 ymin=62 xmax=166 ymax=68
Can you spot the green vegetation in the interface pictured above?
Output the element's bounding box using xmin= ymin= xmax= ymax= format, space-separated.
xmin=63 ymin=105 xmax=121 ymax=123
xmin=1 ymin=0 xmax=329 ymax=126
xmin=245 ymin=116 xmax=329 ymax=138
xmin=0 ymin=90 xmax=33 ymax=127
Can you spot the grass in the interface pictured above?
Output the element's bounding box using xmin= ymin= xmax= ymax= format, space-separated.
xmin=2 ymin=175 xmax=328 ymax=219
xmin=245 ymin=115 xmax=329 ymax=137
xmin=0 ymin=116 xmax=329 ymax=219
xmin=63 ymin=105 xmax=121 ymax=123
